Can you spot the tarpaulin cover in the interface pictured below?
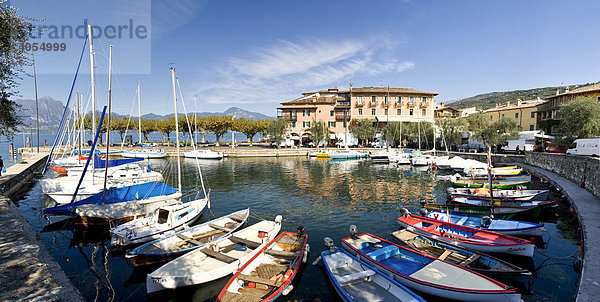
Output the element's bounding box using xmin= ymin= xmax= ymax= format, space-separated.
xmin=43 ymin=181 xmax=177 ymax=215
xmin=93 ymin=154 xmax=143 ymax=169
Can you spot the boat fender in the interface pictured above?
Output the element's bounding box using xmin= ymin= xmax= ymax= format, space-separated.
xmin=349 ymin=225 xmax=358 ymax=239
xmin=233 ymin=246 xmax=247 ymax=251
xmin=419 ymin=208 xmax=428 ymax=216
xmin=282 ymin=284 xmax=293 ymax=295
xmin=284 ymin=269 xmax=293 ymax=279
xmin=247 ymin=282 xmax=256 ymax=288
xmin=480 ymin=216 xmax=492 ymax=228
xmin=258 ymin=231 xmax=267 ymax=239
xmin=303 ymin=244 xmax=310 ymax=263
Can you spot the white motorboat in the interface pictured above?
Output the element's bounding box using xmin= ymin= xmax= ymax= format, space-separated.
xmin=120 ymin=150 xmax=167 ymax=159
xmin=183 ymin=149 xmax=223 ymax=159
xmin=110 ymin=196 xmax=208 ymax=246
xmin=146 ymin=216 xmax=283 ymax=294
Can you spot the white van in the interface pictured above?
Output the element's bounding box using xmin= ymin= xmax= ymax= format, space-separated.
xmin=501 ymin=139 xmax=535 ymax=154
xmin=566 ymin=138 xmax=600 ymax=156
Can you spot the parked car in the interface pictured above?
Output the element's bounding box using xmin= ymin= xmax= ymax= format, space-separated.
xmin=545 ymin=141 xmax=567 ymax=153
xmin=566 ymin=138 xmax=600 ymax=156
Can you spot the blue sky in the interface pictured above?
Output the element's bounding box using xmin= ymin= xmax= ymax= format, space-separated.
xmin=13 ymin=0 xmax=600 ymax=117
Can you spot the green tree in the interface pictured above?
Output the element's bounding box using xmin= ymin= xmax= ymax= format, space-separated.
xmin=140 ymin=118 xmax=159 ymax=143
xmin=402 ymin=122 xmax=434 ymax=149
xmin=0 ymin=2 xmax=33 ymax=136
xmin=308 ymin=121 xmax=330 ymax=147
xmin=233 ymin=118 xmax=269 ymax=146
xmin=204 ymin=115 xmax=233 ymax=146
xmin=350 ymin=119 xmax=376 ymax=146
xmin=557 ymin=97 xmax=600 ymax=146
xmin=436 ymin=118 xmax=467 ymax=151
xmin=266 ymin=118 xmax=289 ymax=148
xmin=386 ymin=122 xmax=404 ymax=147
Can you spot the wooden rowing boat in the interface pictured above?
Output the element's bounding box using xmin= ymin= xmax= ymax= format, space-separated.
xmin=342 ymin=233 xmax=522 ymax=301
xmin=423 ymin=202 xmax=543 ymax=219
xmin=217 ymin=230 xmax=309 ymax=302
xmin=426 ymin=210 xmax=546 ymax=236
xmin=391 ymin=228 xmax=531 ymax=276
xmin=126 ymin=208 xmax=249 ymax=266
xmin=447 ymin=187 xmax=549 ymax=201
xmin=397 ymin=213 xmax=535 ymax=257
xmin=321 ymin=241 xmax=425 ymax=302
xmin=146 ymin=216 xmax=283 ymax=294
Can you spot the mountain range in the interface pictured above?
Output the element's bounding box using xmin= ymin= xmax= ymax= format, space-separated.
xmin=15 ymin=96 xmax=274 ymax=132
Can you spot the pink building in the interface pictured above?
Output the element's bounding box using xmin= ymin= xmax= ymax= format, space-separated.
xmin=277 ymin=85 xmax=438 ymax=145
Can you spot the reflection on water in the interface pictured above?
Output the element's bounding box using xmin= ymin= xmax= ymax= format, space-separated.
xmin=11 ymin=157 xmax=580 ymax=302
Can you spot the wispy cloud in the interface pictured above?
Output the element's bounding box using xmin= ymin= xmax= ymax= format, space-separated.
xmin=151 ymin=0 xmax=208 ymax=38
xmin=192 ymin=35 xmax=415 ymax=105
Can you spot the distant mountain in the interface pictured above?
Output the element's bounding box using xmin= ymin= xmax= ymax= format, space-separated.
xmin=15 ymin=96 xmax=273 ymax=132
xmin=448 ymin=82 xmax=600 ymax=110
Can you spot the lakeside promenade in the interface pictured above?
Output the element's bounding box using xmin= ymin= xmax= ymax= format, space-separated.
xmin=0 ymin=153 xmax=84 ymax=301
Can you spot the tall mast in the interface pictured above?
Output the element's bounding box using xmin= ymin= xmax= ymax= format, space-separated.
xmin=194 ymin=95 xmax=197 ymax=145
xmin=418 ymin=120 xmax=421 ymax=150
xmin=102 ymin=45 xmax=113 ymax=202
xmin=138 ymin=83 xmax=142 ymax=144
xmin=76 ymin=92 xmax=81 ymax=162
xmin=87 ymin=25 xmax=96 ymax=139
xmin=386 ymin=86 xmax=390 ymax=152
xmin=33 ymin=54 xmax=39 ymax=153
xmin=171 ymin=67 xmax=182 ymax=192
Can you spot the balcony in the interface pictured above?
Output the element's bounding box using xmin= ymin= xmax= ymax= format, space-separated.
xmin=369 ymin=101 xmax=378 ymax=107
xmin=335 ymin=101 xmax=351 ymax=108
xmin=280 ymin=114 xmax=297 ymax=121
xmin=408 ymin=101 xmax=416 ymax=107
xmin=420 ymin=102 xmax=428 ymax=108
xmin=355 ymin=101 xmax=364 ymax=107
xmin=335 ymin=113 xmax=350 ymax=120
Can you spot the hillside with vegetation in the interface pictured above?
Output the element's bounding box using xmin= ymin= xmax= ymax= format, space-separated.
xmin=448 ymin=82 xmax=599 ymax=110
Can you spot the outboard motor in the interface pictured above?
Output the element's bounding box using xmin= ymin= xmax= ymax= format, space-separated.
xmin=323 ymin=237 xmax=335 ymax=252
xmin=349 ymin=225 xmax=358 ymax=239
xmin=400 ymin=208 xmax=411 ymax=218
xmin=296 ymin=226 xmax=305 ymax=237
xmin=419 ymin=208 xmax=428 ymax=217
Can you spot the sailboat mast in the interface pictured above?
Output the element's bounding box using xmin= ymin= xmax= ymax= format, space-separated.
xmin=77 ymin=92 xmax=81 ymax=162
xmin=386 ymin=86 xmax=390 ymax=152
xmin=171 ymin=67 xmax=182 ymax=192
xmin=33 ymin=54 xmax=39 ymax=153
xmin=102 ymin=45 xmax=113 ymax=202
xmin=194 ymin=95 xmax=197 ymax=145
xmin=138 ymin=83 xmax=142 ymax=144
xmin=418 ymin=121 xmax=421 ymax=150
xmin=87 ymin=25 xmax=96 ymax=139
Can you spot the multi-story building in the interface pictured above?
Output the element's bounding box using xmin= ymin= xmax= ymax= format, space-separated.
xmin=277 ymin=85 xmax=438 ymax=145
xmin=350 ymin=86 xmax=438 ymax=128
xmin=537 ymin=83 xmax=600 ymax=134
xmin=481 ymin=98 xmax=546 ymax=131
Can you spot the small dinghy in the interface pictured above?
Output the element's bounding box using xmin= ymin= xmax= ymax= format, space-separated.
xmin=110 ymin=196 xmax=208 ymax=247
xmin=397 ymin=210 xmax=535 ymax=257
xmin=146 ymin=216 xmax=283 ymax=294
xmin=451 ymin=197 xmax=556 ymax=208
xmin=453 ymin=178 xmax=530 ymax=189
xmin=127 ymin=208 xmax=249 ymax=266
xmin=447 ymin=187 xmax=549 ymax=201
xmin=342 ymin=231 xmax=521 ymax=302
xmin=217 ymin=228 xmax=309 ymax=302
xmin=464 ymin=166 xmax=523 ymax=176
xmin=423 ymin=202 xmax=543 ymax=219
xmin=391 ymin=228 xmax=531 ymax=276
xmin=426 ymin=210 xmax=546 ymax=236
xmin=320 ymin=237 xmax=425 ymax=302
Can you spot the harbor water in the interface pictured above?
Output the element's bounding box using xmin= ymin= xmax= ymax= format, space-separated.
xmin=11 ymin=157 xmax=581 ymax=301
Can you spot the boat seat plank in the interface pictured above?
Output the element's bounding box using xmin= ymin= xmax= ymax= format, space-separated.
xmin=230 ymin=214 xmax=246 ymax=223
xmin=220 ymin=243 xmax=241 ymax=253
xmin=230 ymin=236 xmax=261 ymax=249
xmin=266 ymin=249 xmax=298 ymax=258
xmin=459 ymin=254 xmax=480 ymax=266
xmin=438 ymin=250 xmax=452 ymax=261
xmin=238 ymin=274 xmax=283 ymax=287
xmin=337 ymin=270 xmax=376 ymax=285
xmin=209 ymin=223 xmax=232 ymax=232
xmin=456 ymin=216 xmax=469 ymax=225
xmin=177 ymin=233 xmax=203 ymax=246
xmin=200 ymin=248 xmax=237 ymax=263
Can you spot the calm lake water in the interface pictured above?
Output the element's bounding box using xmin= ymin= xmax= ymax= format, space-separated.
xmin=11 ymin=157 xmax=581 ymax=301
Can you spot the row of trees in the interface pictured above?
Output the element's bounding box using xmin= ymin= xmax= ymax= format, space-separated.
xmin=79 ymin=115 xmax=273 ymax=146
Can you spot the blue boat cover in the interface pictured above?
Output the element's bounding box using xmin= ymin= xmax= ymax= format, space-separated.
xmin=93 ymin=154 xmax=143 ymax=168
xmin=43 ymin=181 xmax=177 ymax=215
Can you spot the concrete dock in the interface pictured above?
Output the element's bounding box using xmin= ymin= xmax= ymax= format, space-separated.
xmin=519 ymin=163 xmax=599 ymax=302
xmin=0 ymin=153 xmax=84 ymax=302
